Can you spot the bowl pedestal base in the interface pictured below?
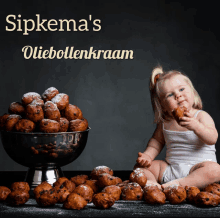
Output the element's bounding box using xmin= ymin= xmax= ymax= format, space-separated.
xmin=25 ymin=165 xmax=64 ymax=192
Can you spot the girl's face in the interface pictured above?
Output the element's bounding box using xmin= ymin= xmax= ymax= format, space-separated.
xmin=159 ymin=74 xmax=194 ymax=115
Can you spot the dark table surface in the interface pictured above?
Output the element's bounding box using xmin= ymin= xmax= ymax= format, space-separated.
xmin=1 ymin=171 xmax=220 ymax=218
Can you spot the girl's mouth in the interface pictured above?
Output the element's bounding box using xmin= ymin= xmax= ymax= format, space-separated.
xmin=178 ymin=100 xmax=185 ymax=105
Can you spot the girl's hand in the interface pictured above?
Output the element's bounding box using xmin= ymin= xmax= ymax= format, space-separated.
xmin=136 ymin=152 xmax=152 ymax=168
xmin=178 ymin=111 xmax=200 ymax=131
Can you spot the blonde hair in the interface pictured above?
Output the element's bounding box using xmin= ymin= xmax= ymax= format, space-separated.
xmin=150 ymin=66 xmax=203 ymax=123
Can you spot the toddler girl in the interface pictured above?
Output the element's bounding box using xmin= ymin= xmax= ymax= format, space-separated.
xmin=134 ymin=66 xmax=220 ymax=190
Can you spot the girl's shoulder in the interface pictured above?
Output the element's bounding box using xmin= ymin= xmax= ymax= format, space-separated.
xmin=153 ymin=121 xmax=165 ymax=142
xmin=195 ymin=109 xmax=208 ymax=117
xmin=193 ymin=109 xmax=203 ymax=118
xmin=191 ymin=109 xmax=207 ymax=118
xmin=196 ymin=110 xmax=215 ymax=123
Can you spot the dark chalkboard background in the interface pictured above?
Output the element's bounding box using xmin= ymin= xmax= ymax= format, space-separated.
xmin=0 ymin=0 xmax=219 ymax=171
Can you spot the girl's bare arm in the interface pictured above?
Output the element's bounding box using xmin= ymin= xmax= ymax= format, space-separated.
xmin=180 ymin=111 xmax=218 ymax=145
xmin=136 ymin=122 xmax=165 ymax=167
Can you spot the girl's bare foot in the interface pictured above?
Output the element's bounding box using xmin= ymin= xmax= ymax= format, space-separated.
xmin=161 ymin=179 xmax=181 ymax=190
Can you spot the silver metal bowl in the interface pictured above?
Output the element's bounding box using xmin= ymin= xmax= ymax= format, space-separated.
xmin=0 ymin=128 xmax=90 ymax=190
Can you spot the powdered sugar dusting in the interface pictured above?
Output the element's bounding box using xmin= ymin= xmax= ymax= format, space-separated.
xmin=42 ymin=87 xmax=58 ymax=98
xmin=80 ymin=184 xmax=90 ymax=191
xmin=42 ymin=119 xmax=59 ymax=123
xmin=95 ymin=166 xmax=108 ymax=169
xmin=134 ymin=168 xmax=144 ymax=173
xmin=132 ymin=171 xmax=144 ymax=177
xmin=27 ymin=104 xmax=41 ymax=108
xmin=103 ymin=185 xmax=119 ymax=191
xmin=122 ymin=182 xmax=143 ymax=196
xmin=7 ymin=114 xmax=21 ymax=119
xmin=9 ymin=102 xmax=21 ymax=109
xmin=22 ymin=92 xmax=41 ymax=100
xmin=99 ymin=173 xmax=111 ymax=176
xmin=164 ymin=184 xmax=179 ymax=191
xmin=51 ymin=93 xmax=67 ymax=104
xmin=136 ymin=173 xmax=145 ymax=178
xmin=132 ymin=168 xmax=146 ymax=180
xmin=144 ymin=183 xmax=157 ymax=188
xmin=93 ymin=166 xmax=110 ymax=172
xmin=143 ymin=184 xmax=159 ymax=192
xmin=127 ymin=182 xmax=141 ymax=188
xmin=130 ymin=173 xmax=135 ymax=179
xmin=44 ymin=101 xmax=59 ymax=111
xmin=30 ymin=99 xmax=44 ymax=106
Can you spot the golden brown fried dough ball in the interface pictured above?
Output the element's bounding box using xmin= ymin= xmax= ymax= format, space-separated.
xmin=44 ymin=101 xmax=61 ymax=122
xmin=143 ymin=184 xmax=166 ymax=204
xmin=97 ymin=173 xmax=121 ymax=188
xmin=36 ymin=189 xmax=59 ymax=207
xmin=78 ymin=108 xmax=83 ymax=119
xmin=92 ymin=192 xmax=115 ymax=209
xmin=21 ymin=92 xmax=42 ymax=106
xmin=42 ymin=87 xmax=59 ymax=102
xmin=8 ymin=102 xmax=25 ymax=116
xmin=195 ymin=191 xmax=220 ymax=207
xmin=53 ymin=186 xmax=70 ymax=203
xmin=143 ymin=183 xmax=159 ymax=191
xmin=72 ymin=184 xmax=94 ymax=203
xmin=172 ymin=106 xmax=187 ymax=122
xmin=70 ymin=175 xmax=88 ymax=186
xmin=5 ymin=114 xmax=21 ymax=131
xmin=7 ymin=190 xmax=30 ymax=206
xmin=121 ymin=182 xmax=143 ymax=201
xmin=203 ymin=183 xmax=220 ymax=197
xmin=11 ymin=182 xmax=30 ymax=193
xmin=69 ymin=118 xmax=88 ymax=132
xmin=84 ymin=180 xmax=99 ymax=194
xmin=53 ymin=177 xmax=69 ymax=187
xmin=62 ymin=104 xmax=83 ymax=121
xmin=26 ymin=104 xmax=44 ymax=123
xmin=163 ymin=185 xmax=186 ymax=204
xmin=0 ymin=186 xmax=11 ymax=201
xmin=15 ymin=119 xmax=36 ymax=133
xmin=115 ymin=177 xmax=123 ymax=185
xmin=129 ymin=168 xmax=147 ymax=188
xmin=116 ymin=180 xmax=130 ymax=191
xmin=90 ymin=166 xmax=114 ymax=180
xmin=62 ymin=180 xmax=76 ymax=192
xmin=30 ymin=98 xmax=44 ymax=107
xmin=0 ymin=114 xmax=10 ymax=130
xmin=59 ymin=117 xmax=69 ymax=132
xmin=33 ymin=181 xmax=53 ymax=199
xmin=102 ymin=185 xmax=121 ymax=201
xmin=185 ymin=186 xmax=200 ymax=204
xmin=39 ymin=119 xmax=60 ymax=133
xmin=53 ymin=178 xmax=76 ymax=193
xmin=51 ymin=93 xmax=69 ymax=111
xmin=63 ymin=193 xmax=87 ymax=210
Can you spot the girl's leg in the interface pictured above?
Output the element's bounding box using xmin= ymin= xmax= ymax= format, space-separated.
xmin=134 ymin=160 xmax=168 ymax=189
xmin=161 ymin=161 xmax=220 ymax=189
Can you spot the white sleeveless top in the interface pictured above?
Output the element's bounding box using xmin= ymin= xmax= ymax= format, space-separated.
xmin=163 ymin=110 xmax=217 ymax=165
